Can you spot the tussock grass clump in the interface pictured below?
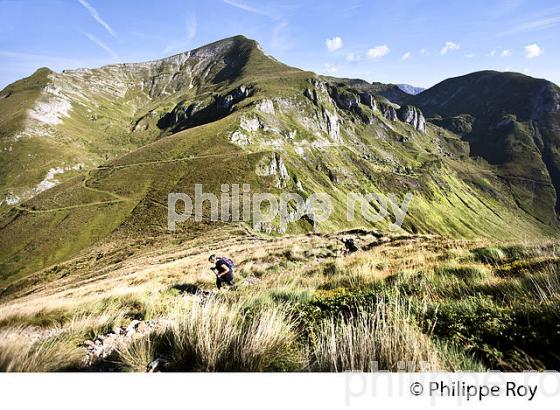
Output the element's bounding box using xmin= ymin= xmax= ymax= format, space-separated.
xmin=434 ymin=263 xmax=490 ymax=281
xmin=319 ymin=255 xmax=388 ymax=290
xmin=495 ymin=257 xmax=560 ymax=278
xmin=308 ymin=301 xmax=442 ymax=372
xmin=438 ymin=247 xmax=473 ymax=263
xmin=434 ymin=340 xmax=486 ymax=371
xmin=119 ymin=299 xmax=303 ymax=372
xmin=0 ymin=333 xmax=82 ymax=372
xmin=118 ymin=332 xmax=159 ymax=372
xmin=472 ymin=247 xmax=506 ymax=264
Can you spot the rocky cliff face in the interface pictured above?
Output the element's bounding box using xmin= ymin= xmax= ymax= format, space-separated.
xmin=397 ymin=105 xmax=426 ymax=132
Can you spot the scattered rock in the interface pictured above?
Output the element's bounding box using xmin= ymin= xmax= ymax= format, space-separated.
xmin=229 ymin=130 xmax=251 ymax=145
xmin=82 ymin=319 xmax=164 ymax=368
xmin=256 ymin=99 xmax=275 ymax=114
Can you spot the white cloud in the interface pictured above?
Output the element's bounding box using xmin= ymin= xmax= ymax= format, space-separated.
xmin=345 ymin=52 xmax=361 ymax=62
xmin=524 ymin=43 xmax=543 ymax=59
xmin=401 ymin=52 xmax=411 ymax=60
xmin=323 ymin=63 xmax=337 ymax=73
xmin=367 ymin=45 xmax=390 ymax=59
xmin=325 ymin=37 xmax=343 ymax=52
xmin=490 ymin=49 xmax=497 ymax=56
xmin=523 ymin=68 xmax=530 ymax=74
xmin=464 ymin=53 xmax=475 ymax=58
xmin=500 ymin=49 xmax=512 ymax=57
xmin=420 ymin=48 xmax=428 ymax=56
xmin=440 ymin=41 xmax=459 ymax=55
xmin=77 ymin=0 xmax=116 ymax=38
xmin=84 ymin=33 xmax=119 ymax=60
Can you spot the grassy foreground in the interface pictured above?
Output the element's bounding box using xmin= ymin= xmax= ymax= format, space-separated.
xmin=0 ymin=232 xmax=559 ymax=372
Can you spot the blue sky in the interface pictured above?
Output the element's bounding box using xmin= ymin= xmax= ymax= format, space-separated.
xmin=1 ymin=0 xmax=559 ymax=89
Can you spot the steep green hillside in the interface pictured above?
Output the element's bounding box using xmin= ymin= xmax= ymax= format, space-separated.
xmin=0 ymin=38 xmax=559 ymax=283
xmin=0 ymin=36 xmax=297 ymax=209
xmin=406 ymin=71 xmax=560 ymax=221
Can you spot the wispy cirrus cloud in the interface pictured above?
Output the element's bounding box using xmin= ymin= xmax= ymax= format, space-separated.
xmin=270 ymin=20 xmax=291 ymax=52
xmin=223 ymin=0 xmax=274 ymax=18
xmin=84 ymin=32 xmax=119 ymax=60
xmin=77 ymin=0 xmax=116 ymax=38
xmin=501 ymin=11 xmax=560 ymax=35
xmin=163 ymin=14 xmax=197 ymax=54
xmin=222 ymin=0 xmax=293 ymax=54
xmin=401 ymin=52 xmax=411 ymax=60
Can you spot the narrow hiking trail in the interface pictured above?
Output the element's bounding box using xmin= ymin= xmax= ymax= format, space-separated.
xmin=8 ymin=152 xmax=242 ymax=214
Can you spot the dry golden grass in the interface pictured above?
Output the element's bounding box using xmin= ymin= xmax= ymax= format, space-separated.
xmin=1 ymin=232 xmax=559 ymax=372
xmin=308 ymin=300 xmax=442 ymax=371
xmin=0 ymin=331 xmax=83 ymax=372
xmin=118 ymin=298 xmax=302 ymax=371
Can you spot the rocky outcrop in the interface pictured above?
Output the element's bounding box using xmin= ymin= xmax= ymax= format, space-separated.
xmin=229 ymin=130 xmax=251 ymax=145
xmin=359 ymin=92 xmax=378 ymax=111
xmin=323 ymin=108 xmax=341 ymax=142
xmin=158 ymin=85 xmax=253 ymax=132
xmin=328 ymin=86 xmax=371 ymax=124
xmin=256 ymin=152 xmax=289 ymax=188
xmin=256 ymin=99 xmax=275 ymax=114
xmin=219 ymin=85 xmax=252 ymax=110
xmin=303 ymin=79 xmax=330 ymax=105
xmin=381 ymin=104 xmax=398 ymax=121
xmin=397 ymin=105 xmax=426 ymax=132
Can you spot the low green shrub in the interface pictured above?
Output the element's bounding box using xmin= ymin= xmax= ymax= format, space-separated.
xmin=472 ymin=247 xmax=506 ymax=264
xmin=434 ymin=264 xmax=489 ymax=281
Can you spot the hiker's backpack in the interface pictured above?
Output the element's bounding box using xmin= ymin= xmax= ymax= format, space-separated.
xmin=219 ymin=257 xmax=235 ymax=270
xmin=344 ymin=239 xmax=359 ymax=253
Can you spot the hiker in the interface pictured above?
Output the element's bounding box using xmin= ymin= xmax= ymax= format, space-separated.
xmin=341 ymin=238 xmax=359 ymax=254
xmin=209 ymin=254 xmax=235 ymax=289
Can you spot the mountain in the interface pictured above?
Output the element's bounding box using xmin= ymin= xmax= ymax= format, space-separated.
xmin=0 ymin=36 xmax=559 ymax=282
xmin=397 ymin=84 xmax=425 ymax=95
xmin=404 ymin=70 xmax=560 ymax=221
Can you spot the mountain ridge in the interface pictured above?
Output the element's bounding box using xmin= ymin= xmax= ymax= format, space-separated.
xmin=1 ymin=35 xmax=559 ymax=281
xmin=404 ymin=70 xmax=560 ymax=219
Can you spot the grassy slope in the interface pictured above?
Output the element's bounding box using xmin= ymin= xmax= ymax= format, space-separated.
xmin=0 ymin=38 xmax=558 ymax=286
xmin=406 ymin=70 xmax=560 ymax=221
xmin=1 ymin=233 xmax=558 ymax=371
